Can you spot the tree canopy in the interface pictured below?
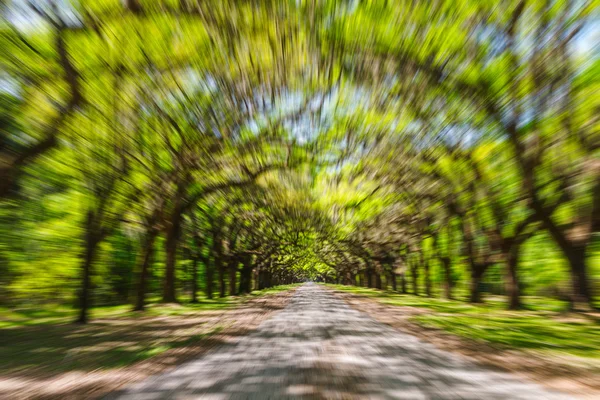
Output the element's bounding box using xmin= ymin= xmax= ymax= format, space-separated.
xmin=0 ymin=0 xmax=598 ymax=322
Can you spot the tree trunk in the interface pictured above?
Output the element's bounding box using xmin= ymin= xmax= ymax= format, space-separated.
xmin=205 ymin=258 xmax=214 ymax=299
xmin=469 ymin=265 xmax=485 ymax=303
xmin=424 ymin=258 xmax=431 ymax=297
xmin=565 ymin=245 xmax=592 ymax=310
xmin=390 ymin=273 xmax=397 ymax=291
xmin=266 ymin=270 xmax=272 ymax=288
xmin=411 ymin=261 xmax=419 ymax=295
xmin=190 ymin=258 xmax=198 ymax=303
xmin=441 ymin=257 xmax=452 ymax=299
xmin=163 ymin=210 xmax=181 ymax=303
xmin=258 ymin=269 xmax=268 ymax=289
xmin=77 ymin=239 xmax=97 ymax=324
xmin=253 ymin=266 xmax=259 ymax=290
xmin=163 ymin=226 xmax=177 ymax=303
xmin=218 ymin=264 xmax=226 ymax=297
xmin=375 ymin=273 xmax=382 ymax=289
xmin=228 ymin=259 xmax=237 ymax=296
xmin=502 ymin=239 xmax=521 ymax=310
xmin=257 ymin=269 xmax=264 ymax=289
xmin=533 ymin=199 xmax=594 ymax=309
xmin=134 ymin=229 xmax=157 ymax=311
xmin=434 ymin=226 xmax=452 ymax=299
xmin=211 ymin=234 xmax=225 ymax=297
xmin=400 ymin=272 xmax=407 ymax=294
xmin=239 ymin=265 xmax=252 ymax=294
xmin=77 ymin=213 xmax=100 ymax=324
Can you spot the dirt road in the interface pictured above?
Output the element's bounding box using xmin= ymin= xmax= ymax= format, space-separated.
xmin=109 ymin=283 xmax=570 ymax=399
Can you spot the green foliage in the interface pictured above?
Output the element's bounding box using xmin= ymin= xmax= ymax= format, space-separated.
xmin=0 ymin=0 xmax=598 ymax=325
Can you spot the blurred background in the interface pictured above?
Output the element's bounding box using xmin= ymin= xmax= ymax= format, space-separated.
xmin=0 ymin=0 xmax=598 ymax=398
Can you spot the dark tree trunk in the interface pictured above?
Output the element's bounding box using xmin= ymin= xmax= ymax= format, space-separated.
xmin=424 ymin=258 xmax=431 ymax=297
xmin=239 ymin=266 xmax=246 ymax=293
xmin=375 ymin=273 xmax=382 ymax=289
xmin=565 ymin=245 xmax=591 ymax=310
xmin=77 ymin=237 xmax=98 ymax=324
xmin=218 ymin=264 xmax=226 ymax=297
xmin=208 ymin=231 xmax=222 ymax=300
xmin=163 ymin=209 xmax=181 ymax=303
xmin=364 ymin=270 xmax=370 ymax=287
xmin=441 ymin=257 xmax=452 ymax=299
xmin=253 ymin=266 xmax=260 ymax=291
xmin=262 ymin=270 xmax=269 ymax=289
xmin=434 ymin=226 xmax=452 ymax=299
xmin=258 ymin=269 xmax=267 ymax=289
xmin=390 ymin=273 xmax=397 ymax=291
xmin=531 ymin=196 xmax=595 ymax=309
xmin=269 ymin=271 xmax=273 ymax=287
xmin=134 ymin=229 xmax=157 ymax=311
xmin=239 ymin=265 xmax=252 ymax=294
xmin=257 ymin=269 xmax=264 ymax=289
xmin=77 ymin=211 xmax=101 ymax=324
xmin=400 ymin=272 xmax=407 ymax=294
xmin=228 ymin=259 xmax=237 ymax=296
xmin=457 ymin=212 xmax=484 ymax=303
xmin=342 ymin=271 xmax=348 ymax=285
xmin=190 ymin=258 xmax=198 ymax=303
xmin=469 ymin=265 xmax=486 ymax=303
xmin=0 ymin=135 xmax=58 ymax=198
xmin=163 ymin=225 xmax=177 ymax=303
xmin=505 ymin=244 xmax=521 ymax=310
xmin=211 ymin=234 xmax=225 ymax=297
xmin=411 ymin=261 xmax=419 ymax=295
xmin=204 ymin=257 xmax=213 ymax=299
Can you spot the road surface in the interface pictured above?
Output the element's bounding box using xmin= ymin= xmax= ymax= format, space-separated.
xmin=108 ymin=283 xmax=570 ymax=399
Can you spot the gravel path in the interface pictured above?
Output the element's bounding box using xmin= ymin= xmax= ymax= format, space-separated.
xmin=108 ymin=283 xmax=571 ymax=399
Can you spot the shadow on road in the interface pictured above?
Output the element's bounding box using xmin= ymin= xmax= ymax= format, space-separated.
xmin=108 ymin=284 xmax=569 ymax=399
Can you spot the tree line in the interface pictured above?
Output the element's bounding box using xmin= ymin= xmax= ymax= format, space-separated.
xmin=0 ymin=0 xmax=597 ymax=323
xmin=310 ymin=0 xmax=598 ymax=310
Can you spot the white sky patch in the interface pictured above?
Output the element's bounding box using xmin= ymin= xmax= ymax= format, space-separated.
xmin=575 ymin=20 xmax=599 ymax=58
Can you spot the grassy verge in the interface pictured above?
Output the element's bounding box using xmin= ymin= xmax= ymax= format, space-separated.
xmin=0 ymin=298 xmax=236 ymax=329
xmin=0 ymin=284 xmax=302 ymax=329
xmin=0 ymin=285 xmax=298 ymax=375
xmin=326 ymin=284 xmax=600 ymax=361
xmin=249 ymin=283 xmax=303 ymax=296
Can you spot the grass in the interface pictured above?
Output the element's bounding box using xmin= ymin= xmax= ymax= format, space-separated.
xmin=0 ymin=319 xmax=225 ymax=374
xmin=0 ymin=298 xmax=236 ymax=329
xmin=0 ymin=285 xmax=299 ymax=375
xmin=249 ymin=283 xmax=303 ymax=296
xmin=0 ymin=284 xmax=301 ymax=329
xmin=326 ymin=284 xmax=600 ymax=360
